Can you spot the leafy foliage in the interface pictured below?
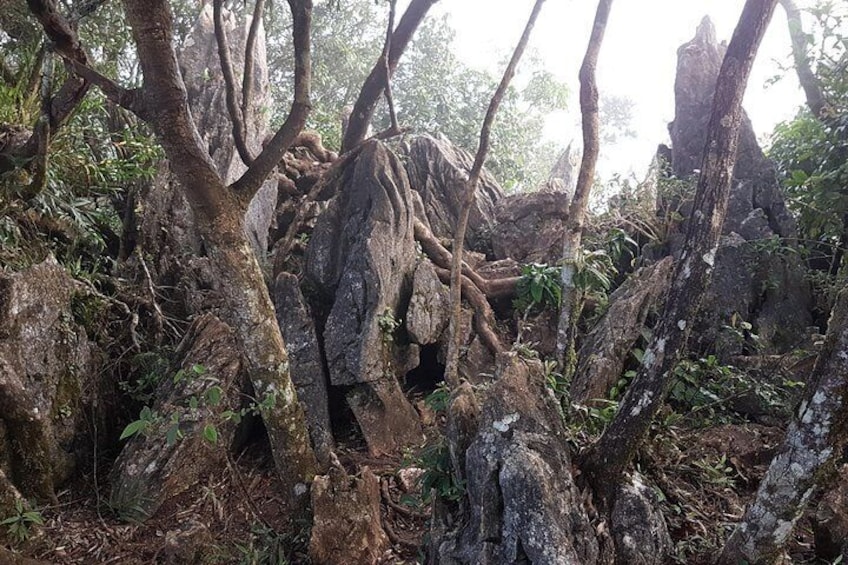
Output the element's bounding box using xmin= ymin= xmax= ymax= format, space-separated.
xmin=1 ymin=499 xmax=44 ymax=543
xmin=515 ymin=262 xmax=562 ymax=312
xmin=267 ymin=1 xmax=568 ymax=191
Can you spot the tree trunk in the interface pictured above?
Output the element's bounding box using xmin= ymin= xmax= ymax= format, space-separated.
xmin=778 ymin=0 xmax=828 ymax=119
xmin=444 ymin=0 xmax=545 ymax=386
xmin=340 ymin=0 xmax=438 ymax=153
xmin=718 ymin=288 xmax=848 ymax=563
xmin=121 ymin=0 xmax=317 ymax=504
xmin=554 ymin=0 xmax=613 ymax=373
xmin=580 ymin=0 xmax=778 ymax=498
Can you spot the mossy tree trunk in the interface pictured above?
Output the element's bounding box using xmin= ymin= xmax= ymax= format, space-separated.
xmin=115 ymin=0 xmax=318 ymax=502
xmin=555 ymin=0 xmax=613 ymax=373
xmin=718 ymin=287 xmax=848 ymax=563
xmin=579 ymin=0 xmax=778 ymax=499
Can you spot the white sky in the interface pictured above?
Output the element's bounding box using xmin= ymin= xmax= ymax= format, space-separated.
xmin=430 ymin=0 xmax=807 ymax=180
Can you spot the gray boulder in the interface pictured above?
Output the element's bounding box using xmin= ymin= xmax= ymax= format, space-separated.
xmin=273 ymin=273 xmax=334 ymax=457
xmin=306 ymin=140 xmax=422 ymax=455
xmin=110 ymin=314 xmax=244 ymax=521
xmin=433 ymin=354 xmax=600 ymax=564
xmin=406 ymin=135 xmax=503 ymax=252
xmin=490 ymin=191 xmax=571 ymax=264
xmin=0 ymin=257 xmax=103 ymax=508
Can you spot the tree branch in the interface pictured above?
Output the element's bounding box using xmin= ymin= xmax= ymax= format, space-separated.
xmin=241 ymin=0 xmax=265 ymax=125
xmin=340 ymin=0 xmax=438 ymax=152
xmin=66 ymin=59 xmax=144 ymax=116
xmin=555 ymin=0 xmax=613 ymax=370
xmin=214 ymin=0 xmax=254 ymax=166
xmin=779 ymin=0 xmax=828 ymax=119
xmin=444 ymin=0 xmax=545 ymax=387
xmin=231 ymin=0 xmax=312 ymax=201
xmin=382 ymin=0 xmax=399 ymax=132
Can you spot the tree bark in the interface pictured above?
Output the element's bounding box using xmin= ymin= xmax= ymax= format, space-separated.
xmin=778 ymin=0 xmax=828 ymax=119
xmin=443 ymin=0 xmax=546 ymax=387
xmin=717 ymin=287 xmax=848 ymax=563
xmin=340 ymin=0 xmax=438 ymax=152
xmin=554 ymin=0 xmax=613 ymax=373
xmin=580 ymin=0 xmax=778 ymax=498
xmin=121 ymin=0 xmax=318 ymax=504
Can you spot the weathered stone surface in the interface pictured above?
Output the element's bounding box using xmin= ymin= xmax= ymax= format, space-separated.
xmin=611 ymin=473 xmax=672 ymax=565
xmin=406 ymin=260 xmax=450 ymax=345
xmin=309 ymin=467 xmax=389 ymax=565
xmin=346 ymin=378 xmax=423 ymax=458
xmin=0 ymin=257 xmax=102 ymax=504
xmin=572 ymin=258 xmax=673 ymax=405
xmin=273 ymin=273 xmax=334 ymax=457
xmin=662 ymin=17 xmax=812 ymax=355
xmin=110 ymin=314 xmax=243 ymax=521
xmin=306 ymin=140 xmax=417 ymax=386
xmin=434 ymin=354 xmax=599 ymax=564
xmin=813 ymin=465 xmax=848 ymax=560
xmin=490 ymin=191 xmax=571 ymax=263
xmin=406 ymin=135 xmax=503 ymax=252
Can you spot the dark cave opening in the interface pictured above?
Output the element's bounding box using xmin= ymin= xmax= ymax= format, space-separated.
xmin=404 ymin=344 xmax=445 ymax=395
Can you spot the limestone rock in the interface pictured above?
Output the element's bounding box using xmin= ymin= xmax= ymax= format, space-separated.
xmin=434 ymin=354 xmax=599 ymax=564
xmin=346 ymin=378 xmax=423 ymax=458
xmin=305 ymin=140 xmax=422 ymax=455
xmin=306 ymin=140 xmax=417 ymax=386
xmin=309 ymin=467 xmax=389 ymax=565
xmin=406 ymin=260 xmax=450 ymax=345
xmin=490 ymin=190 xmax=571 ymax=263
xmin=406 ymin=135 xmax=503 ymax=252
xmin=611 ymin=473 xmax=672 ymax=565
xmin=0 ymin=257 xmax=103 ymax=505
xmin=273 ymin=273 xmax=334 ymax=457
xmin=110 ymin=314 xmax=244 ymax=521
xmin=572 ymin=258 xmax=674 ymax=405
xmin=813 ymin=465 xmax=848 ymax=560
xmin=662 ymin=17 xmax=812 ymax=355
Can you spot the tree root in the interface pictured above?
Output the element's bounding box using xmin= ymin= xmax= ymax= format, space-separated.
xmin=434 ymin=266 xmax=504 ymax=356
xmin=413 ymin=219 xmax=519 ymax=299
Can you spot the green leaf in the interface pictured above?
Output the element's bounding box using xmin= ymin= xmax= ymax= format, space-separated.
xmin=165 ymin=423 xmax=180 ymax=446
xmin=119 ymin=419 xmax=147 ymax=440
xmin=202 ymin=424 xmax=219 ymax=445
xmin=205 ymin=386 xmax=223 ymax=407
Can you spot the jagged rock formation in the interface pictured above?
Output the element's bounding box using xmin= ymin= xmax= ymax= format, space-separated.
xmin=571 ymin=257 xmax=674 ymax=405
xmin=432 ymin=355 xmax=602 ymax=564
xmin=406 ymin=135 xmax=503 ymax=253
xmin=110 ymin=314 xmax=244 ymax=521
xmin=661 ymin=17 xmax=812 ymax=356
xmin=306 ymin=140 xmax=422 ymax=456
xmin=490 ymin=191 xmax=571 ymax=264
xmin=273 ymin=273 xmax=334 ymax=458
xmin=0 ymin=257 xmax=106 ymax=512
xmin=309 ymin=467 xmax=389 ymax=564
xmin=405 ymin=260 xmax=451 ymax=345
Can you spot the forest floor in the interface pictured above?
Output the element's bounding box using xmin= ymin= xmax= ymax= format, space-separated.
xmin=0 ymin=393 xmax=828 ymax=564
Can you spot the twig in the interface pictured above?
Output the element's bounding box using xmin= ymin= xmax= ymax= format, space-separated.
xmin=214 ymin=0 xmax=254 ymax=166
xmin=241 ymin=0 xmax=266 ymax=125
xmin=380 ymin=477 xmax=428 ymax=520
